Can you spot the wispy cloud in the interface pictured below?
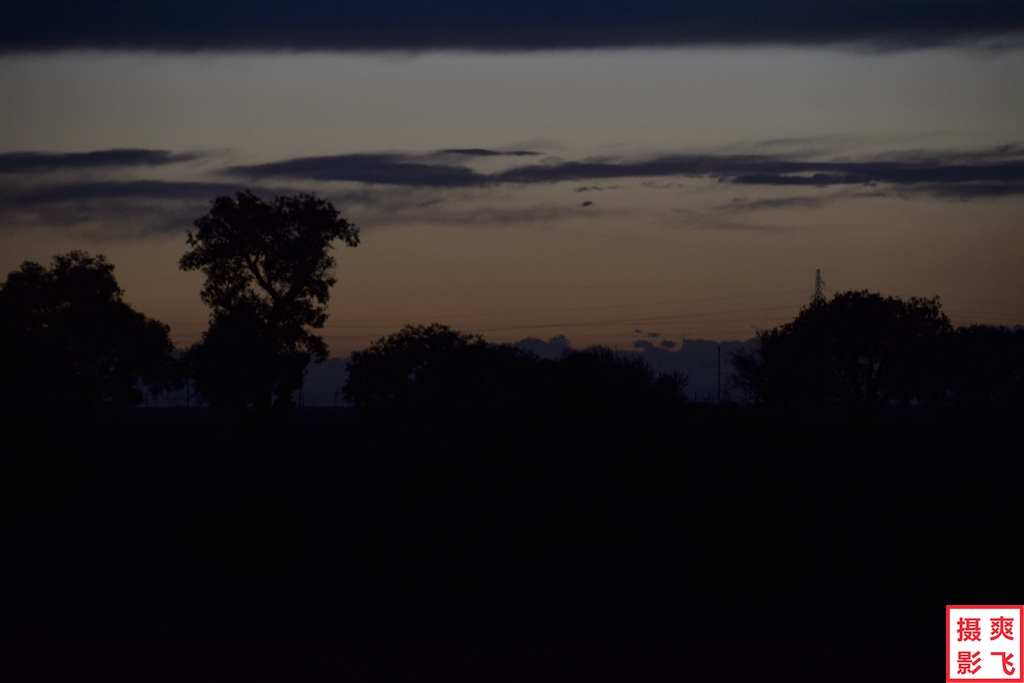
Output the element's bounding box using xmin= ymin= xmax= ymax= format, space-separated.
xmin=0 ymin=180 xmax=287 ymax=237
xmin=1 ymin=180 xmax=245 ymax=204
xmin=719 ymin=195 xmax=841 ymax=213
xmin=0 ymin=149 xmax=205 ymax=174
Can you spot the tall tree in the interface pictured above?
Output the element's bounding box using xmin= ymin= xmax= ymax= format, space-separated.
xmin=0 ymin=251 xmax=176 ymax=411
xmin=180 ymin=190 xmax=358 ymax=410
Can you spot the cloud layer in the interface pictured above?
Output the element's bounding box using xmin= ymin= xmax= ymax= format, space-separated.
xmin=228 ymin=145 xmax=1024 ymax=198
xmin=3 ymin=143 xmax=1022 ymax=237
xmin=3 ymin=1 xmax=1023 ymax=52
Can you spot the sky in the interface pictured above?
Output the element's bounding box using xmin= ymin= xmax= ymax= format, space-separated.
xmin=2 ymin=1 xmax=1023 ymax=356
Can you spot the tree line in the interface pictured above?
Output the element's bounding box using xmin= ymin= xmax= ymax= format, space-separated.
xmin=1 ymin=190 xmax=1021 ymax=415
xmin=733 ymin=290 xmax=1024 ymax=413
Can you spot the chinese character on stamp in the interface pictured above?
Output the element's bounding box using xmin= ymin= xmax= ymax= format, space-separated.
xmin=948 ymin=606 xmax=1023 ymax=682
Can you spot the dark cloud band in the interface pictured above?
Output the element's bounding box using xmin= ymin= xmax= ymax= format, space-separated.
xmin=438 ymin=149 xmax=541 ymax=157
xmin=228 ymin=146 xmax=1024 ymax=197
xmin=1 ymin=180 xmax=248 ymax=205
xmin=228 ymin=155 xmax=487 ymax=188
xmin=0 ymin=150 xmax=204 ymax=174
xmin=3 ymin=1 xmax=1022 ymax=52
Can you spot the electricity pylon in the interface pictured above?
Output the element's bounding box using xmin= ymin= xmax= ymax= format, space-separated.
xmin=812 ymin=269 xmax=826 ymax=305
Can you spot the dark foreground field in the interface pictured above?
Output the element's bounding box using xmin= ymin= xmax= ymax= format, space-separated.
xmin=3 ymin=406 xmax=1021 ymax=682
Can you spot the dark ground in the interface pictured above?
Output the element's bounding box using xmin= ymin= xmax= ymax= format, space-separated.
xmin=3 ymin=405 xmax=1021 ymax=682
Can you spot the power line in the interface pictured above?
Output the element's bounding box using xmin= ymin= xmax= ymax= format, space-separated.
xmin=321 ymin=313 xmax=806 ymax=339
xmin=316 ymin=288 xmax=811 ymax=325
xmin=945 ymin=299 xmax=1024 ymax=312
xmin=163 ymin=296 xmax=1023 ymax=330
xmin=160 ymin=289 xmax=810 ymax=328
xmin=318 ymin=306 xmax=804 ymax=339
xmin=167 ymin=291 xmax=1022 ymax=344
xmin=183 ymin=305 xmax=1023 ymax=344
xmin=945 ymin=311 xmax=1024 ymax=324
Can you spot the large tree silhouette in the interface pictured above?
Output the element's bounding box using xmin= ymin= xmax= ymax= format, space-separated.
xmin=181 ymin=191 xmax=358 ymax=411
xmin=0 ymin=251 xmax=175 ymax=410
xmin=733 ymin=290 xmax=952 ymax=412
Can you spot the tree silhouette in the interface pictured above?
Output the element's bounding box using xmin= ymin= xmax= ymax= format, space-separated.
xmin=0 ymin=251 xmax=176 ymax=411
xmin=344 ymin=323 xmax=688 ymax=415
xmin=180 ymin=190 xmax=358 ymax=411
xmin=946 ymin=324 xmax=1024 ymax=409
xmin=344 ymin=323 xmax=538 ymax=411
xmin=557 ymin=346 xmax=689 ymax=409
xmin=733 ymin=290 xmax=952 ymax=412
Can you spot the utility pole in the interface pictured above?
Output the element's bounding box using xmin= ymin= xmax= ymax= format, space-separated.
xmin=812 ymin=269 xmax=826 ymax=305
xmin=717 ymin=343 xmax=721 ymax=405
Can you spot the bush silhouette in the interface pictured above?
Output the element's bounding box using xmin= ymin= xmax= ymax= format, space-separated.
xmin=345 ymin=324 xmax=687 ymax=415
xmin=344 ymin=323 xmax=540 ymax=411
xmin=0 ymin=251 xmax=176 ymax=411
xmin=945 ymin=324 xmax=1024 ymax=409
xmin=556 ymin=346 xmax=688 ymax=409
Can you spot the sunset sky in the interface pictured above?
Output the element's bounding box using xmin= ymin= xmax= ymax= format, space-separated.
xmin=2 ymin=1 xmax=1023 ymax=356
